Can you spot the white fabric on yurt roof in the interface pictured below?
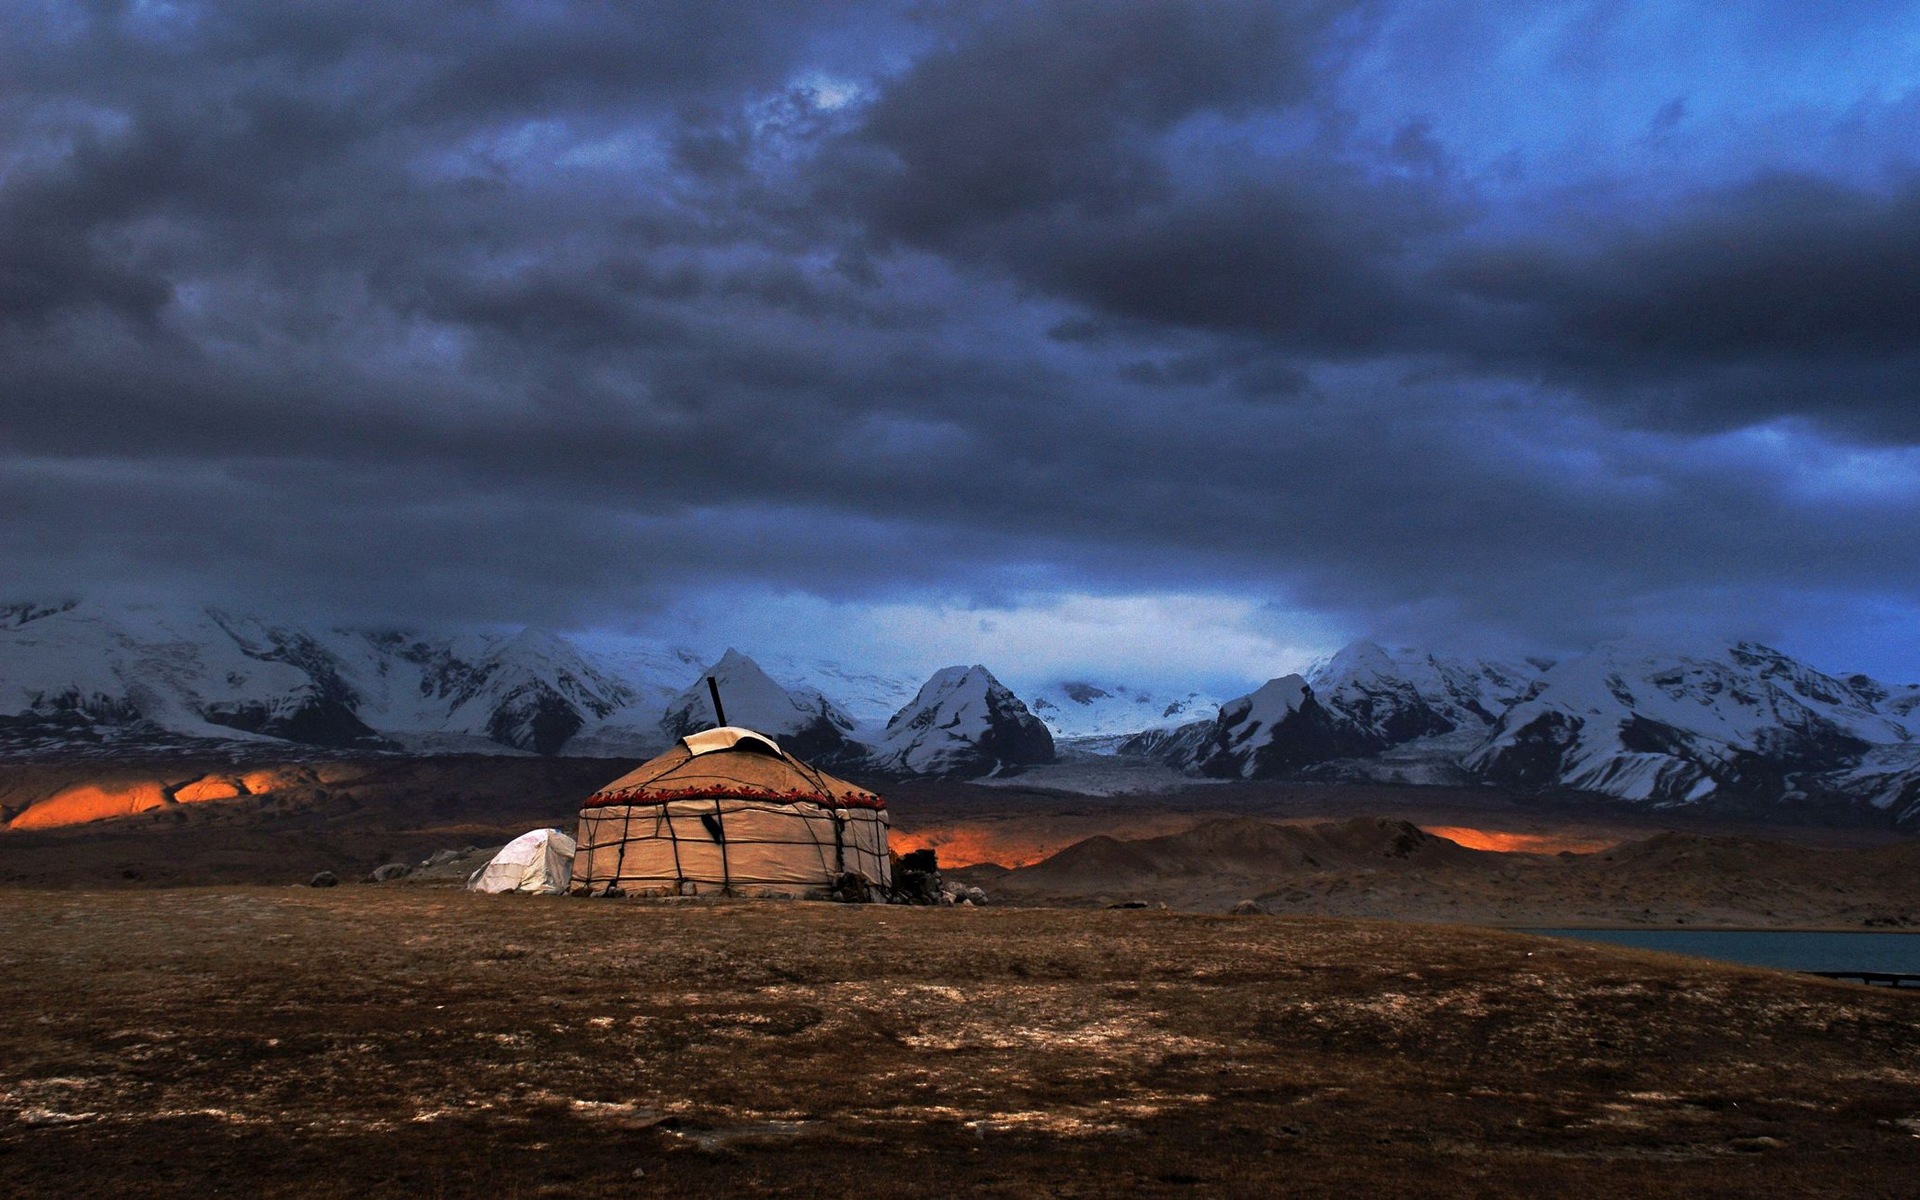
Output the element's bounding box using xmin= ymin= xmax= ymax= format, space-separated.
xmin=681 ymin=725 xmax=783 ymax=757
xmin=468 ymin=827 xmax=576 ymax=894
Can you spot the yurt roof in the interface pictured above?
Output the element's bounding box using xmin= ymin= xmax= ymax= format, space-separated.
xmin=583 ymin=726 xmax=884 ymax=811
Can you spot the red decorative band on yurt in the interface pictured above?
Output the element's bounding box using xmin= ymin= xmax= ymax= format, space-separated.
xmin=582 ymin=783 xmax=888 ymax=811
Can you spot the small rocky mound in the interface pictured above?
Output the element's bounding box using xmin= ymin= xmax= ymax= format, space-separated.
xmin=989 ymin=817 xmax=1495 ymax=903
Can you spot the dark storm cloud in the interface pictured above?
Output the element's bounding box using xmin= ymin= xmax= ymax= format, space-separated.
xmin=835 ymin=0 xmax=1452 ymax=356
xmin=0 ymin=0 xmax=867 ymax=344
xmin=1440 ymin=172 xmax=1920 ymax=438
xmin=845 ymin=0 xmax=1339 ymax=241
xmin=835 ymin=2 xmax=1920 ymax=443
xmin=4 ymin=0 xmax=1919 ymax=672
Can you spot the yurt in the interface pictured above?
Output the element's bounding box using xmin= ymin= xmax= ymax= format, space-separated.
xmin=468 ymin=827 xmax=576 ymax=894
xmin=573 ymin=726 xmax=890 ymax=897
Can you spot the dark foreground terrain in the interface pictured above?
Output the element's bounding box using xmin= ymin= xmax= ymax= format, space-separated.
xmin=2 ymin=889 xmax=1917 ymax=1198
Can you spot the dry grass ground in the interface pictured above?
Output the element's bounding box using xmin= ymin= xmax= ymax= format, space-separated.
xmin=2 ymin=888 xmax=1918 ymax=1198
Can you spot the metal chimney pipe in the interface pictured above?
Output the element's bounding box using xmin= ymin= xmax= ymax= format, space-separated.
xmin=706 ymin=676 xmax=728 ymax=728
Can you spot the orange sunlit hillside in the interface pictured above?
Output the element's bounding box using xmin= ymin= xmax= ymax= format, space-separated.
xmin=7 ymin=781 xmax=175 ymax=830
xmin=1422 ymin=825 xmax=1620 ymax=854
xmin=889 ymin=826 xmax=1064 ymax=869
xmin=172 ymin=777 xmax=245 ymax=803
xmin=5 ymin=772 xmax=299 ymax=831
xmin=889 ymin=811 xmax=1213 ymax=869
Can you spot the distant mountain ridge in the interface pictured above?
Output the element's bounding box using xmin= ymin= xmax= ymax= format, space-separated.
xmin=1121 ymin=638 xmax=1920 ymax=828
xmin=5 ymin=602 xmax=1920 ymax=822
xmin=1463 ymin=640 xmax=1918 ymax=814
xmin=0 ymin=602 xmax=1049 ymax=777
xmin=1305 ymin=642 xmax=1540 ymax=749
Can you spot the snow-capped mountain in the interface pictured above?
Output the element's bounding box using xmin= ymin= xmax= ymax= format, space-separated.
xmin=1464 ymin=639 xmax=1913 ymax=806
xmin=1804 ymin=744 xmax=1920 ymax=828
xmin=0 ymin=602 xmax=1055 ymax=774
xmin=658 ymin=649 xmax=864 ymax=765
xmin=1305 ymin=642 xmax=1541 ymax=749
xmin=749 ymin=653 xmax=925 ymax=731
xmin=1112 ymin=719 xmax=1215 ymax=768
xmin=586 ymin=641 xmax=924 ymax=732
xmin=357 ymin=627 xmax=639 ymax=755
xmin=1119 ymin=646 xmax=1538 ymax=781
xmin=868 ymin=665 xmax=1055 ymax=776
xmin=1113 ymin=638 xmax=1920 ymax=823
xmin=0 ymin=602 xmax=384 ymax=751
xmin=0 ymin=601 xmax=642 ymax=756
xmin=1157 ymin=675 xmax=1353 ymax=779
xmin=11 ymin=602 xmax=1920 ymax=816
xmin=1024 ymin=680 xmax=1224 ymax=740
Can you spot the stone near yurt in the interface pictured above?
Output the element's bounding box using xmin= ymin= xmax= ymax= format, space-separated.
xmin=468 ymin=828 xmax=576 ymax=895
xmin=892 ymin=847 xmax=941 ymax=904
xmin=573 ymin=726 xmax=890 ymax=898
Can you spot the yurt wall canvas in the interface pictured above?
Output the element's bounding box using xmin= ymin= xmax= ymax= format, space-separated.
xmin=574 ymin=727 xmax=890 ymax=897
xmin=575 ymin=798 xmax=890 ymax=892
xmin=469 ymin=827 xmax=576 ymax=894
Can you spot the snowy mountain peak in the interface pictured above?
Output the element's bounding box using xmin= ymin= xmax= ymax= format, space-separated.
xmin=881 ymin=665 xmax=1000 ymax=735
xmin=1305 ymin=641 xmax=1541 ymax=748
xmin=1531 ymin=638 xmax=1899 ymax=745
xmin=1165 ymin=673 xmax=1349 ymax=780
xmin=1466 ymin=638 xmax=1909 ymax=805
xmin=665 ymin=649 xmax=817 ymax=730
xmin=712 ymin=646 xmax=756 ymax=671
xmin=869 ymin=664 xmax=1054 ymax=776
xmin=659 ymin=649 xmax=861 ymax=764
xmin=490 ymin=626 xmax=586 ymax=663
xmin=0 ymin=602 xmax=650 ymax=756
xmin=446 ymin=628 xmax=639 ymax=754
xmin=1305 ymin=639 xmax=1394 ymax=678
xmin=1232 ymin=675 xmax=1311 ymax=726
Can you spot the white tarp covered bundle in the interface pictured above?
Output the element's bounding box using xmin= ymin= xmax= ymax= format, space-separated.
xmin=468 ymin=827 xmax=576 ymax=894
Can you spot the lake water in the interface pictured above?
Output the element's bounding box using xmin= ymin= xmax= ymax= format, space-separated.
xmin=1524 ymin=929 xmax=1920 ymax=975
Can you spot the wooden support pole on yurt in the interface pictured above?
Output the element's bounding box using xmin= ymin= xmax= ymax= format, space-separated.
xmin=712 ymin=797 xmax=732 ymax=896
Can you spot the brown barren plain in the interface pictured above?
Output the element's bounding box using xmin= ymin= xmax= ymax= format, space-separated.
xmin=3 ymin=889 xmax=1920 ymax=1198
